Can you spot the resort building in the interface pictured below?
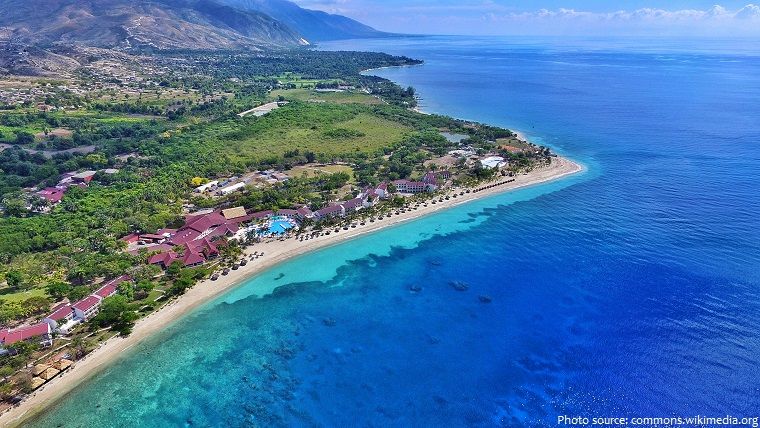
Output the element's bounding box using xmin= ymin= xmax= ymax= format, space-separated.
xmin=36 ymin=187 xmax=66 ymax=205
xmin=73 ymin=296 xmax=103 ymax=321
xmin=393 ymin=179 xmax=434 ymax=194
xmin=218 ymin=182 xmax=246 ymax=196
xmin=296 ymin=206 xmax=314 ymax=220
xmin=374 ymin=183 xmax=389 ymax=199
xmin=43 ymin=304 xmax=75 ymax=332
xmin=480 ymin=156 xmax=507 ymax=169
xmin=250 ymin=210 xmax=274 ymax=221
xmin=222 ymin=206 xmax=247 ymax=221
xmin=341 ymin=197 xmax=367 ymax=213
xmin=315 ymin=204 xmax=345 ymax=219
xmin=148 ymin=251 xmax=180 ymax=269
xmin=0 ymin=323 xmax=53 ymax=352
xmin=94 ymin=275 xmax=129 ymax=299
xmin=422 ymin=172 xmax=438 ymax=186
xmin=71 ymin=171 xmax=97 ymax=184
xmin=194 ymin=180 xmax=219 ymax=193
xmin=276 ymin=209 xmax=300 ymax=219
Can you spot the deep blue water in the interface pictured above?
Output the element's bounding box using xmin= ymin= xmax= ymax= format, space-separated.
xmin=30 ymin=36 xmax=760 ymax=427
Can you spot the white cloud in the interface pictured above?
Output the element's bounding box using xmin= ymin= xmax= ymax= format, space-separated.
xmin=440 ymin=3 xmax=760 ymax=36
xmin=291 ymin=2 xmax=760 ymax=36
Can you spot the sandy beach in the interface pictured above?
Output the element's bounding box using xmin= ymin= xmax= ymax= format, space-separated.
xmin=1 ymin=156 xmax=582 ymax=427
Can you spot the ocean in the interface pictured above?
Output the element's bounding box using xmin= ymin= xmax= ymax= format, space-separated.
xmin=29 ymin=36 xmax=760 ymax=427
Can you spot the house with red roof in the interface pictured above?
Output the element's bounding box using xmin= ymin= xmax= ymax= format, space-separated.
xmin=94 ymin=275 xmax=128 ymax=300
xmin=148 ymin=251 xmax=180 ymax=269
xmin=120 ymin=233 xmax=140 ymax=245
xmin=422 ymin=172 xmax=438 ymax=186
xmin=277 ymin=209 xmax=300 ymax=218
xmin=296 ymin=206 xmax=314 ymax=220
xmin=43 ymin=304 xmax=75 ymax=332
xmin=180 ymin=245 xmax=206 ymax=267
xmin=72 ymin=170 xmax=97 ymax=183
xmin=250 ymin=210 xmax=274 ymax=220
xmin=341 ymin=197 xmax=367 ymax=213
xmin=393 ymin=179 xmax=434 ymax=194
xmin=36 ymin=187 xmax=66 ymax=205
xmin=73 ymin=295 xmax=103 ymax=321
xmin=0 ymin=323 xmax=53 ymax=351
xmin=315 ymin=204 xmax=345 ymax=219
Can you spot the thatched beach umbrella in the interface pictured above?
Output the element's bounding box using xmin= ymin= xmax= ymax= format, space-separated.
xmin=40 ymin=367 xmax=61 ymax=381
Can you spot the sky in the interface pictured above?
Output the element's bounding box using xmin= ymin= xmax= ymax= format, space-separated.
xmin=291 ymin=1 xmax=760 ymax=36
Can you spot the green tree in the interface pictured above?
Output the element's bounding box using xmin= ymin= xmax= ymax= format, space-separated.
xmin=92 ymin=296 xmax=138 ymax=336
xmin=4 ymin=270 xmax=23 ymax=290
xmin=167 ymin=260 xmax=183 ymax=278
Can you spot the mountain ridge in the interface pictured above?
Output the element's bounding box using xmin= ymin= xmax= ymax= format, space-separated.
xmin=218 ymin=0 xmax=392 ymax=41
xmin=0 ymin=0 xmax=308 ymax=50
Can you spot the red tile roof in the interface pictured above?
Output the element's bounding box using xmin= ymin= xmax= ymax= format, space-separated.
xmin=181 ymin=247 xmax=206 ymax=267
xmin=140 ymin=234 xmax=166 ymax=241
xmin=341 ymin=198 xmax=365 ymax=210
xmin=250 ymin=210 xmax=274 ymax=219
xmin=169 ymin=228 xmax=202 ymax=246
xmin=47 ymin=304 xmax=74 ymax=321
xmin=184 ymin=212 xmax=227 ymax=233
xmin=208 ymin=223 xmax=238 ymax=240
xmin=120 ymin=233 xmax=140 ymax=243
xmin=1 ymin=323 xmax=51 ymax=345
xmin=73 ymin=295 xmax=102 ymax=312
xmin=36 ymin=187 xmax=65 ymax=204
xmin=316 ymin=205 xmax=343 ymax=217
xmin=148 ymin=251 xmax=178 ymax=267
xmin=94 ymin=283 xmax=118 ymax=299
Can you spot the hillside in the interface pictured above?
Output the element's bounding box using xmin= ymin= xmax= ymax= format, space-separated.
xmin=0 ymin=0 xmax=308 ymax=50
xmin=220 ymin=0 xmax=391 ymax=41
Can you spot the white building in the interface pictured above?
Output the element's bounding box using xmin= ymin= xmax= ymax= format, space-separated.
xmin=219 ymin=182 xmax=246 ymax=196
xmin=480 ymin=156 xmax=507 ymax=169
xmin=195 ymin=180 xmax=219 ymax=193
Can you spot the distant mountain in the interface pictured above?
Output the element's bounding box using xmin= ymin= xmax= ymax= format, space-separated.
xmin=0 ymin=0 xmax=308 ymax=50
xmin=220 ymin=0 xmax=391 ymax=41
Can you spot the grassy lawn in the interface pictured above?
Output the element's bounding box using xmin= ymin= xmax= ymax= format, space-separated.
xmin=270 ymin=88 xmax=383 ymax=105
xmin=0 ymin=287 xmax=48 ymax=303
xmin=287 ymin=164 xmax=355 ymax=181
xmin=198 ymin=102 xmax=411 ymax=160
xmin=272 ymin=73 xmax=341 ymax=87
xmin=496 ymin=137 xmax=533 ymax=150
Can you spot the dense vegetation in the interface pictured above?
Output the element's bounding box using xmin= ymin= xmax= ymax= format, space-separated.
xmin=0 ymin=49 xmax=549 ymax=390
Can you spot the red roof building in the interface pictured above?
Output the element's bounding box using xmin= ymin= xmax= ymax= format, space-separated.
xmin=422 ymin=172 xmax=438 ymax=185
xmin=0 ymin=323 xmax=53 ymax=348
xmin=120 ymin=233 xmax=140 ymax=244
xmin=296 ymin=206 xmax=314 ymax=219
xmin=184 ymin=212 xmax=227 ymax=233
xmin=46 ymin=304 xmax=74 ymax=322
xmin=36 ymin=187 xmax=66 ymax=204
xmin=148 ymin=251 xmax=179 ymax=268
xmin=73 ymin=295 xmax=102 ymax=320
xmin=181 ymin=246 xmax=206 ymax=267
xmin=315 ymin=204 xmax=345 ymax=219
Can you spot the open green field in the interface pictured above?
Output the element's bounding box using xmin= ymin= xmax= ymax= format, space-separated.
xmin=270 ymin=88 xmax=383 ymax=105
xmin=273 ymin=73 xmax=341 ymax=87
xmin=287 ymin=164 xmax=355 ymax=181
xmin=185 ymin=102 xmax=411 ymax=161
xmin=0 ymin=287 xmax=47 ymax=304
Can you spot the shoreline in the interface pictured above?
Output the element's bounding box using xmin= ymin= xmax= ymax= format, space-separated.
xmin=2 ymin=156 xmax=583 ymax=427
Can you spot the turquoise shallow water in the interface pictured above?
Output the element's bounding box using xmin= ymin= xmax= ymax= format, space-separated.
xmin=30 ymin=36 xmax=760 ymax=427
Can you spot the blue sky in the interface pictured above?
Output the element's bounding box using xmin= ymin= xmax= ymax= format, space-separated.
xmin=292 ymin=1 xmax=760 ymax=36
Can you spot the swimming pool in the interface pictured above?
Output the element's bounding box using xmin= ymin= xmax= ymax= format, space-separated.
xmin=267 ymin=218 xmax=294 ymax=235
